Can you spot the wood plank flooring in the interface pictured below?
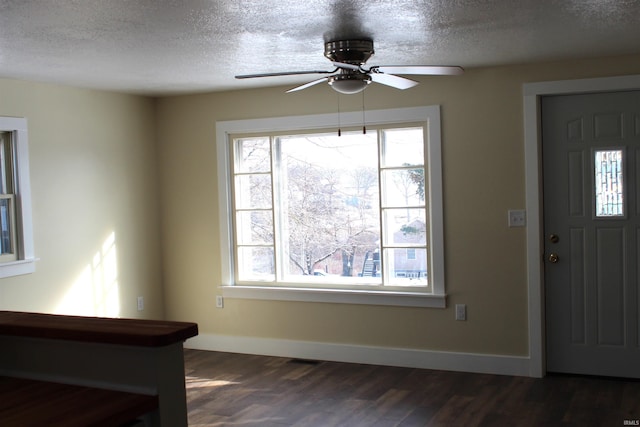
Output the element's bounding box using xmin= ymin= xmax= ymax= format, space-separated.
xmin=184 ymin=349 xmax=640 ymax=427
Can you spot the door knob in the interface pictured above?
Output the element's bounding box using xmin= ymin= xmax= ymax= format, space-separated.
xmin=548 ymin=253 xmax=559 ymax=263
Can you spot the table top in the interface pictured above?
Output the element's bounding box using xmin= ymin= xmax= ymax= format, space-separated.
xmin=0 ymin=311 xmax=198 ymax=347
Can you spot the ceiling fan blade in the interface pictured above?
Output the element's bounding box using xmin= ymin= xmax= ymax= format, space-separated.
xmin=286 ymin=77 xmax=330 ymax=93
xmin=236 ymin=69 xmax=336 ymax=79
xmin=370 ymin=73 xmax=419 ymax=90
xmin=372 ymin=65 xmax=464 ymax=76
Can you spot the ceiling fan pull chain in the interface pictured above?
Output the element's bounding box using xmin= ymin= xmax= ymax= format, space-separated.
xmin=337 ymin=92 xmax=342 ymax=137
xmin=362 ymin=90 xmax=366 ymax=134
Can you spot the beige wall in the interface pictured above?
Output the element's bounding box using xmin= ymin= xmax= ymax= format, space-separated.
xmin=157 ymin=53 xmax=640 ymax=357
xmin=1 ymin=53 xmax=638 ymax=358
xmin=0 ymin=79 xmax=164 ymax=319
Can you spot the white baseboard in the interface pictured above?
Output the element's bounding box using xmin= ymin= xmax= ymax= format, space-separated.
xmin=184 ymin=334 xmax=531 ymax=377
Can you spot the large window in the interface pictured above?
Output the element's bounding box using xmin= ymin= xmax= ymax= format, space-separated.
xmin=217 ymin=107 xmax=445 ymax=307
xmin=0 ymin=117 xmax=35 ymax=278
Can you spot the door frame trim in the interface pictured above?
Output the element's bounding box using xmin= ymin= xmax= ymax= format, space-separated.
xmin=524 ymin=74 xmax=640 ymax=377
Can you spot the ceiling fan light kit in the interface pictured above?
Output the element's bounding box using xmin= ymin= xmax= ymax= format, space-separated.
xmin=235 ymin=39 xmax=463 ymax=94
xmin=328 ymin=73 xmax=372 ymax=94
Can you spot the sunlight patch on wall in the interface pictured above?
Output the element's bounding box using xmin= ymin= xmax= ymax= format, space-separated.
xmin=55 ymin=232 xmax=120 ymax=317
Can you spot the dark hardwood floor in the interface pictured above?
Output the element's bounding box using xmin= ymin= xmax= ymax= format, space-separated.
xmin=184 ymin=349 xmax=640 ymax=427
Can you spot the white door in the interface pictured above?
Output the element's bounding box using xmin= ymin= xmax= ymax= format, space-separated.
xmin=542 ymin=90 xmax=640 ymax=378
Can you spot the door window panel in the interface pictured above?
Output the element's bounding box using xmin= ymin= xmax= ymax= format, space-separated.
xmin=594 ymin=149 xmax=624 ymax=217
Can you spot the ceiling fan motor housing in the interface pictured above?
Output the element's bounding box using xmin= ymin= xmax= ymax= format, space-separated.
xmin=324 ymin=39 xmax=374 ymax=65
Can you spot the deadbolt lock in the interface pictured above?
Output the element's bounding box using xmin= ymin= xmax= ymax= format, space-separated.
xmin=549 ymin=234 xmax=559 ymax=243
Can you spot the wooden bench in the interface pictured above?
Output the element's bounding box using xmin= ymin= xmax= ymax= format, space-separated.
xmin=0 ymin=311 xmax=198 ymax=427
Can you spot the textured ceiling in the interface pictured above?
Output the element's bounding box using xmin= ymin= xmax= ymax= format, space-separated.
xmin=1 ymin=0 xmax=640 ymax=96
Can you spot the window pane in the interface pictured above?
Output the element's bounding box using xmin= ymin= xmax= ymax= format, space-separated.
xmin=381 ymin=128 xmax=424 ymax=167
xmin=382 ymin=208 xmax=427 ymax=246
xmin=236 ymin=211 xmax=273 ymax=245
xmin=380 ymin=168 xmax=425 ymax=207
xmin=594 ymin=150 xmax=624 ymax=217
xmin=234 ymin=138 xmax=271 ymax=173
xmin=0 ymin=132 xmax=14 ymax=194
xmin=278 ymin=132 xmax=380 ymax=278
xmin=383 ymin=248 xmax=428 ymax=286
xmin=237 ymin=246 xmax=274 ymax=281
xmin=0 ymin=197 xmax=13 ymax=255
xmin=235 ymin=174 xmax=272 ymax=209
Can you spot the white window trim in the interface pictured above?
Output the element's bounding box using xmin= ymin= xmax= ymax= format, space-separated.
xmin=216 ymin=106 xmax=445 ymax=308
xmin=0 ymin=117 xmax=35 ymax=278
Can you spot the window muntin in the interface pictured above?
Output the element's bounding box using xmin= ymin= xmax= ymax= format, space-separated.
xmin=231 ymin=126 xmax=430 ymax=291
xmin=594 ymin=149 xmax=624 ymax=217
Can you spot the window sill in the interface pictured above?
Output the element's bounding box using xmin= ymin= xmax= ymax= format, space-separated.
xmin=221 ymin=285 xmax=446 ymax=308
xmin=0 ymin=258 xmax=37 ymax=279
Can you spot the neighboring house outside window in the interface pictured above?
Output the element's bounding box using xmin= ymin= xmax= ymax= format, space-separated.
xmin=0 ymin=117 xmax=35 ymax=278
xmin=216 ymin=107 xmax=445 ymax=308
xmin=395 ymin=222 xmax=424 ymax=277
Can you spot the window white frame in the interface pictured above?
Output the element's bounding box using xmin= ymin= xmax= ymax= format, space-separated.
xmin=0 ymin=117 xmax=35 ymax=278
xmin=216 ymin=106 xmax=445 ymax=308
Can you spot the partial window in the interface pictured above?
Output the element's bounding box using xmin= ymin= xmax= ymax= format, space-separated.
xmin=0 ymin=117 xmax=35 ymax=278
xmin=217 ymin=107 xmax=445 ymax=307
xmin=0 ymin=132 xmax=17 ymax=262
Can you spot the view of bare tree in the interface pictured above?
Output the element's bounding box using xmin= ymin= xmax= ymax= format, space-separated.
xmin=283 ymin=152 xmax=379 ymax=276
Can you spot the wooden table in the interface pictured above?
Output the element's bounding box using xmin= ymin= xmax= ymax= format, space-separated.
xmin=0 ymin=311 xmax=198 ymax=427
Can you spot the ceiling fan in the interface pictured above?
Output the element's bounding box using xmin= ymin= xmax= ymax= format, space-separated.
xmin=235 ymin=39 xmax=463 ymax=94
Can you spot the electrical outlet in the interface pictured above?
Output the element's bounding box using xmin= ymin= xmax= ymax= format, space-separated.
xmin=455 ymin=304 xmax=466 ymax=321
xmin=137 ymin=296 xmax=144 ymax=311
xmin=508 ymin=209 xmax=526 ymax=227
xmin=215 ymin=295 xmax=224 ymax=308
